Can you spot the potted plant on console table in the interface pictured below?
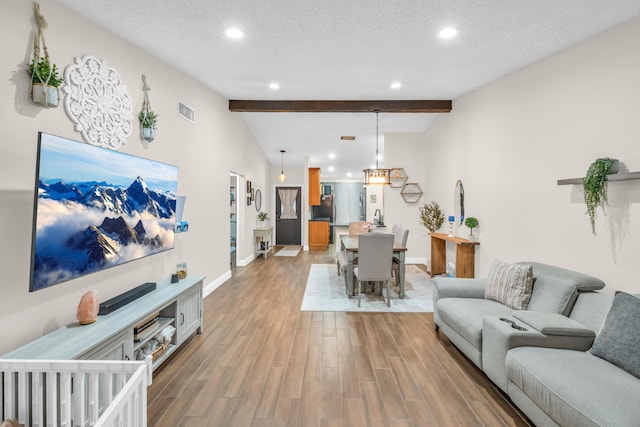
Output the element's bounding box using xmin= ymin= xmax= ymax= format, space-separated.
xmin=258 ymin=211 xmax=269 ymax=228
xmin=464 ymin=217 xmax=479 ymax=241
xmin=419 ymin=201 xmax=445 ymax=233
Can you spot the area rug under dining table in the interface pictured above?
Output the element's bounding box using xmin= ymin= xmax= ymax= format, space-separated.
xmin=300 ymin=263 xmax=434 ymax=312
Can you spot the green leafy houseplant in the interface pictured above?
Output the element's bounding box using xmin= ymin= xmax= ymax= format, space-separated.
xmin=138 ymin=110 xmax=158 ymax=129
xmin=258 ymin=211 xmax=269 ymax=221
xmin=29 ymin=57 xmax=64 ymax=87
xmin=464 ymin=217 xmax=479 ymax=236
xmin=583 ymin=157 xmax=617 ymax=235
xmin=419 ymin=201 xmax=445 ymax=233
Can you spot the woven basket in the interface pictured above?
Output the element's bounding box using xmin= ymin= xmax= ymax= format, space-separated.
xmin=151 ymin=343 xmax=168 ymax=361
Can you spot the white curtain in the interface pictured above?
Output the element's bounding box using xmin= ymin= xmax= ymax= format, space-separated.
xmin=279 ymin=188 xmax=298 ymax=219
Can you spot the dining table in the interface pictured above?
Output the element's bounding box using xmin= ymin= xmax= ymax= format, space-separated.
xmin=339 ymin=234 xmax=408 ymax=299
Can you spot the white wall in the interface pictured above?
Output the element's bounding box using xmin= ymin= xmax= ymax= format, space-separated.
xmin=382 ymin=132 xmax=431 ymax=265
xmin=386 ymin=17 xmax=640 ymax=293
xmin=0 ymin=0 xmax=269 ymax=353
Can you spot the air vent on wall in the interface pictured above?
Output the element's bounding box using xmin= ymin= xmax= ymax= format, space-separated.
xmin=178 ymin=101 xmax=195 ymax=123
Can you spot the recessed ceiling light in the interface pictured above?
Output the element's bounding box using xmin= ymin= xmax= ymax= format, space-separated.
xmin=347 ymin=172 xmax=352 ymax=178
xmin=328 ymin=153 xmax=336 ymax=159
xmin=439 ymin=27 xmax=457 ymax=39
xmin=225 ymin=28 xmax=244 ymax=39
xmin=328 ymin=166 xmax=335 ymax=172
xmin=390 ymin=82 xmax=402 ymax=89
xmin=341 ymin=136 xmax=355 ymax=141
xmin=269 ymin=82 xmax=280 ymax=90
xmin=376 ymin=154 xmax=383 ymax=161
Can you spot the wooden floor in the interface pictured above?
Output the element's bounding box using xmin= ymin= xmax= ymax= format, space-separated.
xmin=148 ymin=247 xmax=531 ymax=426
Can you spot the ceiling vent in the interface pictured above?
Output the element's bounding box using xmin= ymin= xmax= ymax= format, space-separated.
xmin=177 ymin=102 xmax=195 ymax=123
xmin=340 ymin=136 xmax=355 ymax=141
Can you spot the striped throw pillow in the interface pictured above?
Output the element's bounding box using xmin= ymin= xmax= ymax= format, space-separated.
xmin=485 ymin=259 xmax=534 ymax=310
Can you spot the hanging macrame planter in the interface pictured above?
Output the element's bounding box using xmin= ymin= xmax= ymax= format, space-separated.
xmin=28 ymin=2 xmax=63 ymax=108
xmin=139 ymin=75 xmax=158 ymax=142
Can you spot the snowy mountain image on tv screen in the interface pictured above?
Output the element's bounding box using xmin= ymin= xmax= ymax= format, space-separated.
xmin=30 ymin=133 xmax=179 ymax=291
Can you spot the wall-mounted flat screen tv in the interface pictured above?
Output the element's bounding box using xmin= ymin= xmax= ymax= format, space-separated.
xmin=30 ymin=132 xmax=179 ymax=292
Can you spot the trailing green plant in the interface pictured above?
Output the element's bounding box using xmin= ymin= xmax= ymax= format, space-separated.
xmin=464 ymin=217 xmax=479 ymax=235
xmin=258 ymin=211 xmax=269 ymax=221
xmin=139 ymin=110 xmax=158 ymax=129
xmin=29 ymin=57 xmax=63 ymax=87
xmin=583 ymin=157 xmax=616 ymax=235
xmin=419 ymin=201 xmax=445 ymax=233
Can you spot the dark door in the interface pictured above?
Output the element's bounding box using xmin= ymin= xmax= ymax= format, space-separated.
xmin=275 ymin=186 xmax=301 ymax=245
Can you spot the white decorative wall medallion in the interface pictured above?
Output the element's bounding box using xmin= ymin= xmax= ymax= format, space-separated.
xmin=63 ymin=55 xmax=133 ymax=149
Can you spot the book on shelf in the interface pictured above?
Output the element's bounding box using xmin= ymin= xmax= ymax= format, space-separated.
xmin=134 ymin=311 xmax=160 ymax=334
xmin=134 ymin=322 xmax=160 ymax=342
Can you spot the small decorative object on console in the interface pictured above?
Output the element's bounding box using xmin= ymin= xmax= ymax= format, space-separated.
xmin=176 ymin=262 xmax=187 ymax=280
xmin=76 ymin=290 xmax=99 ymax=325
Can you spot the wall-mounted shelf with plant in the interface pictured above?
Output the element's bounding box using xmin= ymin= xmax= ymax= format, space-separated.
xmin=557 ymin=158 xmax=631 ymax=235
xmin=29 ymin=2 xmax=63 ymax=108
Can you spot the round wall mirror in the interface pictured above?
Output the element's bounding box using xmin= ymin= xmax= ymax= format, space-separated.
xmin=255 ymin=189 xmax=262 ymax=211
xmin=454 ymin=180 xmax=465 ymax=225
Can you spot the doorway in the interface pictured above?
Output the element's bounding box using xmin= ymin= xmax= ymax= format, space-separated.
xmin=275 ymin=186 xmax=301 ymax=245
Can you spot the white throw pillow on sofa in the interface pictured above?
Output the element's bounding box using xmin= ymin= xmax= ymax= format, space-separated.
xmin=485 ymin=259 xmax=534 ymax=310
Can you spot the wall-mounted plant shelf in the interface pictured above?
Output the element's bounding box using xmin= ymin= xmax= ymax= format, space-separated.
xmin=400 ymin=182 xmax=423 ymax=203
xmin=557 ymin=171 xmax=640 ymax=185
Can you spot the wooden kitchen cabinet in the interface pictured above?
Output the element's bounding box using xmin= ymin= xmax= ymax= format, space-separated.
xmin=308 ymin=220 xmax=329 ymax=251
xmin=309 ymin=167 xmax=321 ymax=206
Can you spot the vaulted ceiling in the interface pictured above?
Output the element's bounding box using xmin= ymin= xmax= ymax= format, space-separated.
xmin=55 ymin=0 xmax=640 ymax=179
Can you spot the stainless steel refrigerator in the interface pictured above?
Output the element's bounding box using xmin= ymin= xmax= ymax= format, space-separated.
xmin=312 ymin=194 xmax=335 ymax=222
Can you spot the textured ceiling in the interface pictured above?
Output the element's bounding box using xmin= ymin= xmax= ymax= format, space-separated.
xmin=55 ymin=0 xmax=640 ymax=179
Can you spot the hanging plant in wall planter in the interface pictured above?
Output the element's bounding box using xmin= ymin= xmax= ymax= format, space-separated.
xmin=28 ymin=3 xmax=63 ymax=108
xmin=139 ymin=110 xmax=158 ymax=141
xmin=139 ymin=75 xmax=158 ymax=142
xmin=583 ymin=157 xmax=619 ymax=235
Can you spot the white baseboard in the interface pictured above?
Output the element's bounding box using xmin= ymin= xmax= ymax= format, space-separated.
xmin=237 ymin=254 xmax=254 ymax=267
xmin=405 ymin=257 xmax=427 ymax=266
xmin=203 ymin=271 xmax=231 ymax=298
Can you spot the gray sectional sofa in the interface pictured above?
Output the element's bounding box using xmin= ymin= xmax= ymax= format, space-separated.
xmin=433 ymin=261 xmax=640 ymax=427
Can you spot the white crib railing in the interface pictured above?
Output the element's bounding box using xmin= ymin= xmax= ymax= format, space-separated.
xmin=1 ymin=359 xmax=150 ymax=427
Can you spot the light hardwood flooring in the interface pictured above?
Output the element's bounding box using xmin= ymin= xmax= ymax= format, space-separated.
xmin=148 ymin=247 xmax=531 ymax=426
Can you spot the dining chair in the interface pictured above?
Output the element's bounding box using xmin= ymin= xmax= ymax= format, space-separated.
xmin=391 ymin=224 xmax=409 ymax=284
xmin=354 ymin=232 xmax=395 ymax=307
xmin=337 ymin=221 xmax=372 ymax=278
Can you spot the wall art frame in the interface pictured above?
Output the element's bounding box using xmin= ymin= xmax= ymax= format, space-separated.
xmin=63 ymin=54 xmax=133 ymax=149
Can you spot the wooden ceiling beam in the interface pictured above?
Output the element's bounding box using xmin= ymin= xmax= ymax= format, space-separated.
xmin=228 ymin=100 xmax=452 ymax=113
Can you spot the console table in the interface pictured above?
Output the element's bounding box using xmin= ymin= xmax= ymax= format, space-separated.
xmin=254 ymin=227 xmax=273 ymax=259
xmin=430 ymin=233 xmax=479 ymax=278
xmin=2 ymin=276 xmax=204 ymax=372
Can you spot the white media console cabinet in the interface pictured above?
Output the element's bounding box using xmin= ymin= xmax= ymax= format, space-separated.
xmin=3 ymin=276 xmax=204 ymax=371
